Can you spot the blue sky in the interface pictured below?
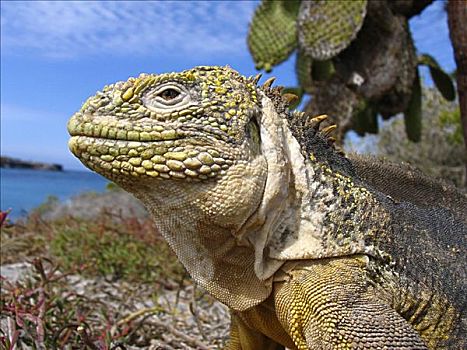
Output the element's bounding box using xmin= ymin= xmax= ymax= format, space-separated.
xmin=1 ymin=0 xmax=455 ymax=170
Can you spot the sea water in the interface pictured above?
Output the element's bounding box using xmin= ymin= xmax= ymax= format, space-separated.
xmin=0 ymin=168 xmax=108 ymax=220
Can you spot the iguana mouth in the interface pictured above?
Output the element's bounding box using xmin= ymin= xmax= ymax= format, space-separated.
xmin=67 ymin=111 xmax=236 ymax=181
xmin=68 ymin=133 xmax=233 ymax=182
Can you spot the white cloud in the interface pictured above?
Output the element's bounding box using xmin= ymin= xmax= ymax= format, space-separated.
xmin=0 ymin=1 xmax=258 ymax=59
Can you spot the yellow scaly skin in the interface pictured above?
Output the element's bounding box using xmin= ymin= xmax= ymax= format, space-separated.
xmin=68 ymin=66 xmax=466 ymax=349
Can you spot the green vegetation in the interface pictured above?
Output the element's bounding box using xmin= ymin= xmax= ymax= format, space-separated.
xmin=1 ymin=257 xmax=125 ymax=349
xmin=247 ymin=1 xmax=456 ymax=143
xmin=49 ymin=215 xmax=183 ymax=283
xmin=439 ymin=107 xmax=463 ymax=145
xmin=1 ymin=207 xmax=183 ymax=284
xmin=1 ymin=205 xmax=187 ymax=348
xmin=349 ymin=87 xmax=465 ymax=188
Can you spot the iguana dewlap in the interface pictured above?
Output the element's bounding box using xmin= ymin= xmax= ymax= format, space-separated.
xmin=68 ymin=66 xmax=466 ymax=349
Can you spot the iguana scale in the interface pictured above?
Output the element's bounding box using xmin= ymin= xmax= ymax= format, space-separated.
xmin=67 ymin=66 xmax=466 ymax=349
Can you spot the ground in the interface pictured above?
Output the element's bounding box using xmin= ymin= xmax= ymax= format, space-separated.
xmin=0 ymin=190 xmax=229 ymax=349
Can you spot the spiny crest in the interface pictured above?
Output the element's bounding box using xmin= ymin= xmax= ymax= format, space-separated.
xmin=304 ymin=114 xmax=338 ymax=145
xmin=322 ymin=124 xmax=337 ymax=136
xmin=282 ymin=93 xmax=299 ymax=104
xmin=248 ymin=73 xmax=339 ymax=152
xmin=249 ymin=74 xmax=300 ymax=110
xmin=262 ymin=76 xmax=276 ymax=90
xmin=307 ymin=114 xmax=328 ymax=128
xmin=252 ymin=73 xmax=262 ymax=85
xmin=288 ymin=111 xmax=343 ymax=159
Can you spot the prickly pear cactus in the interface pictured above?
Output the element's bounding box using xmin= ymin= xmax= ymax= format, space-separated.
xmin=247 ymin=0 xmax=453 ymax=144
xmin=296 ymin=50 xmax=313 ymax=92
xmin=404 ymin=71 xmax=422 ymax=142
xmin=248 ymin=0 xmax=301 ymax=72
xmin=297 ymin=0 xmax=367 ymax=60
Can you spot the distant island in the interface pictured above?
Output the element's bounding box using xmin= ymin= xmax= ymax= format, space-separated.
xmin=1 ymin=156 xmax=63 ymax=171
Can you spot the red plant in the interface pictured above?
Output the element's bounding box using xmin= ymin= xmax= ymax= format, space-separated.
xmin=0 ymin=209 xmax=11 ymax=227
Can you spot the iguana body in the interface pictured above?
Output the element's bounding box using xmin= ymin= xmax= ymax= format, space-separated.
xmin=68 ymin=66 xmax=466 ymax=349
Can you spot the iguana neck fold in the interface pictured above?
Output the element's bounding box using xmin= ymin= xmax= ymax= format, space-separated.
xmin=245 ymin=94 xmax=390 ymax=282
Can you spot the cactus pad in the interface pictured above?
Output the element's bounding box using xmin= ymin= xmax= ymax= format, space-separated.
xmin=248 ymin=0 xmax=301 ymax=72
xmin=297 ymin=0 xmax=367 ymax=60
xmin=296 ymin=50 xmax=313 ymax=92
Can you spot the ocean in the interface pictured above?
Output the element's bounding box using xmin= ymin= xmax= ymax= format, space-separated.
xmin=1 ymin=168 xmax=108 ymax=220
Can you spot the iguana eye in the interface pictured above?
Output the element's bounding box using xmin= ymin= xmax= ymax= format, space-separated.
xmin=154 ymin=86 xmax=184 ymax=104
xmin=158 ymin=88 xmax=180 ymax=101
xmin=142 ymin=83 xmax=192 ymax=111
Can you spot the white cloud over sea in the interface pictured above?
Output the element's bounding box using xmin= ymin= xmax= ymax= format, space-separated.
xmin=1 ymin=1 xmax=257 ymax=59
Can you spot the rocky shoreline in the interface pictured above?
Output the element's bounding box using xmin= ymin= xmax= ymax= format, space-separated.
xmin=0 ymin=156 xmax=63 ymax=171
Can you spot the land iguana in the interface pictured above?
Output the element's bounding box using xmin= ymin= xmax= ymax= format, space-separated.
xmin=67 ymin=66 xmax=466 ymax=349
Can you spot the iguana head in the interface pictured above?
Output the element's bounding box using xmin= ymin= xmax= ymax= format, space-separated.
xmin=68 ymin=66 xmax=263 ymax=179
xmin=68 ymin=66 xmax=279 ymax=230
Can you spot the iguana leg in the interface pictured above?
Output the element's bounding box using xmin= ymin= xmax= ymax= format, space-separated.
xmin=224 ymin=312 xmax=285 ymax=350
xmin=274 ymin=256 xmax=428 ymax=350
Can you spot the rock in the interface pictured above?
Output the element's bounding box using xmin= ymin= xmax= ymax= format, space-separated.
xmin=0 ymin=156 xmax=63 ymax=171
xmin=39 ymin=190 xmax=149 ymax=222
xmin=0 ymin=262 xmax=33 ymax=283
